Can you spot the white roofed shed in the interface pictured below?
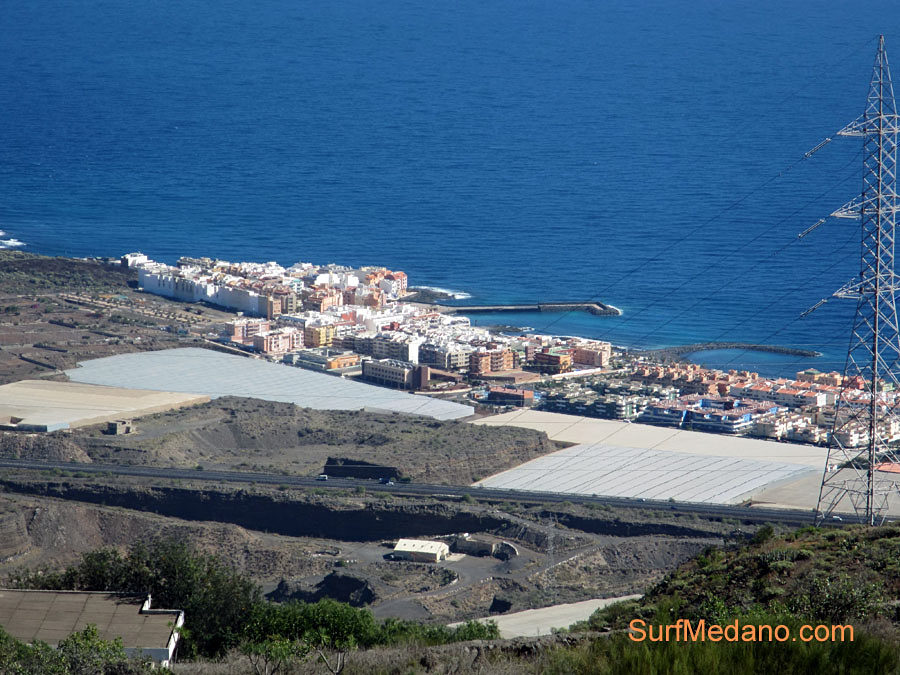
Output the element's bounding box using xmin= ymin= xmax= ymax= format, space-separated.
xmin=392 ymin=539 xmax=450 ymax=563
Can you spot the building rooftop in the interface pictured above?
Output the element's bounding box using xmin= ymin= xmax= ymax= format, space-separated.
xmin=0 ymin=590 xmax=179 ymax=650
xmin=0 ymin=380 xmax=210 ymax=432
xmin=394 ymin=539 xmax=449 ymax=554
xmin=472 ymin=409 xmax=829 ymax=507
xmin=477 ymin=440 xmax=815 ymax=504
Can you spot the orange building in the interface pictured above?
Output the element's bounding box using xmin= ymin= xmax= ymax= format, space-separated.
xmin=469 ymin=352 xmax=492 ymax=375
xmin=534 ymin=348 xmax=573 ymax=374
xmin=325 ymin=352 xmax=360 ymax=369
xmin=469 ymin=348 xmax=514 ymax=375
xmin=305 ymin=288 xmax=342 ymax=312
xmin=572 ymin=341 xmax=612 ymax=367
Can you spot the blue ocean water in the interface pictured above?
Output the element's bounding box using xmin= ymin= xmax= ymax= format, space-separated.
xmin=1 ymin=0 xmax=899 ymax=376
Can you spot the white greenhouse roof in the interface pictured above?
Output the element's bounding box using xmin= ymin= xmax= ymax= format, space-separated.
xmin=66 ymin=348 xmax=473 ymax=421
xmin=473 ymin=409 xmax=827 ymax=467
xmin=477 ymin=441 xmax=817 ymax=505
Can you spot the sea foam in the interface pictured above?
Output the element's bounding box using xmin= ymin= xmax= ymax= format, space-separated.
xmin=414 ymin=286 xmax=472 ymax=300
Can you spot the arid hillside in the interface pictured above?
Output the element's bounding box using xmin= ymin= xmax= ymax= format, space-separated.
xmin=0 ymin=477 xmax=736 ymax=623
xmin=2 ymin=397 xmax=558 ymax=484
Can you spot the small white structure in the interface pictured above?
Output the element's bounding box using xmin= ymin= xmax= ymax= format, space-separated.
xmin=392 ymin=539 xmax=450 ymax=563
xmin=121 ymin=252 xmax=149 ymax=268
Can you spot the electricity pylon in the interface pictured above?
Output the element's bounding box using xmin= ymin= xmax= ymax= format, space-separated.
xmin=816 ymin=35 xmax=900 ymax=526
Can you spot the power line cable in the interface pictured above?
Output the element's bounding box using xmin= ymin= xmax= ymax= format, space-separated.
xmin=626 ymin=220 xmax=859 ymax=350
xmin=501 ymin=35 xmax=880 ymax=337
xmin=575 ymin=150 xmax=863 ymax=344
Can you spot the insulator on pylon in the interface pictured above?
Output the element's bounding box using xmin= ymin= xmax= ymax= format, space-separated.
xmin=798 ymin=219 xmax=826 ymax=239
xmin=804 ymin=138 xmax=832 ymax=158
xmin=800 ymin=298 xmax=827 ymax=318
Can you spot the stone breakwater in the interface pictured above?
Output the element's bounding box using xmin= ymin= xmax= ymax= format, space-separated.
xmin=431 ymin=301 xmax=621 ymax=317
xmin=642 ymin=342 xmax=822 ymax=360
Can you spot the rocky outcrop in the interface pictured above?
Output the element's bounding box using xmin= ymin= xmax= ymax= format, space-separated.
xmin=267 ymin=573 xmax=377 ymax=606
xmin=540 ymin=510 xmax=728 ymax=539
xmin=0 ymin=480 xmax=510 ymax=541
xmin=29 ymin=397 xmax=558 ymax=485
xmin=0 ymin=432 xmax=91 ymax=463
xmin=0 ymin=510 xmax=30 ymax=562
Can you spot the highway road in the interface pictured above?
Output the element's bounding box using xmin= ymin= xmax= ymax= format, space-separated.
xmin=0 ymin=458 xmax=819 ymax=526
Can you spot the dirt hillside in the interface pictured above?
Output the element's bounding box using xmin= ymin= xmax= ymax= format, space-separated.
xmin=5 ymin=397 xmax=558 ymax=484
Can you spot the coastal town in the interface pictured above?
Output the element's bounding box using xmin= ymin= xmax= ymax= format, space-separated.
xmin=5 ymin=7 xmax=900 ymax=672
xmin=123 ymin=252 xmax=886 ymax=450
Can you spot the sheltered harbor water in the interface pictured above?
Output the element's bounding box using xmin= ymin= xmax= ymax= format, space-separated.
xmin=65 ymin=348 xmax=473 ymax=421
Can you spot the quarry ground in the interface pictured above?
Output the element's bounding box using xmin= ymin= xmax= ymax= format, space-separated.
xmin=0 ymin=396 xmax=557 ymax=485
xmin=0 ymin=394 xmax=752 ymax=624
xmin=0 ymin=475 xmax=746 ymax=624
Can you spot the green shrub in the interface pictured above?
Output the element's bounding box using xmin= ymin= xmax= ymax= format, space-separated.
xmin=0 ymin=624 xmax=160 ymax=674
xmin=540 ymin=626 xmax=900 ymax=675
xmin=751 ymin=525 xmax=774 ymax=546
xmin=789 ymin=574 xmax=883 ymax=624
xmin=10 ymin=539 xmax=260 ymax=659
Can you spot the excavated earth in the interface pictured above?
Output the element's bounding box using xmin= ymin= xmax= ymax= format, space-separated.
xmin=0 ymin=475 xmax=743 ymax=622
xmin=0 ymin=397 xmax=559 ymax=485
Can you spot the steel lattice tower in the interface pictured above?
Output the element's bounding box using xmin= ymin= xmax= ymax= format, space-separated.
xmin=816 ymin=35 xmax=900 ymax=525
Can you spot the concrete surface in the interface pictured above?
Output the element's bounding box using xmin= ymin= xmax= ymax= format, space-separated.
xmin=0 ymin=379 xmax=209 ymax=430
xmin=450 ymin=594 xmax=641 ymax=638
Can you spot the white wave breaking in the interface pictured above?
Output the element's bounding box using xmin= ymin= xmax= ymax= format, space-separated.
xmin=0 ymin=238 xmax=25 ymax=249
xmin=414 ymin=286 xmax=472 ymax=300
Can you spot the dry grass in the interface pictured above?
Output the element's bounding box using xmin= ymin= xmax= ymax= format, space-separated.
xmin=175 ymin=642 xmax=546 ymax=675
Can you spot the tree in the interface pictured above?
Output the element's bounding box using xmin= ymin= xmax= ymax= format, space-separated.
xmin=8 ymin=538 xmax=261 ymax=659
xmin=121 ymin=539 xmax=262 ymax=658
xmin=0 ymin=626 xmax=66 ymax=675
xmin=240 ymin=636 xmax=308 ymax=675
xmin=57 ymin=625 xmax=146 ymax=675
xmin=62 ymin=549 xmax=132 ymax=591
xmin=242 ymin=599 xmax=377 ymax=675
xmin=0 ymin=625 xmax=160 ymax=675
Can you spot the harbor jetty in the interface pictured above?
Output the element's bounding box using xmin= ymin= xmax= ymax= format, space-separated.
xmin=431 ymin=301 xmax=621 ymax=317
xmin=642 ymin=342 xmax=821 ymax=360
